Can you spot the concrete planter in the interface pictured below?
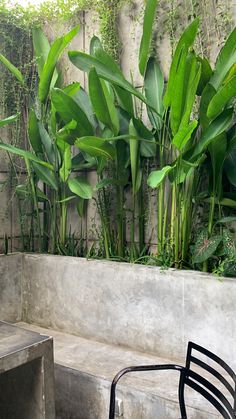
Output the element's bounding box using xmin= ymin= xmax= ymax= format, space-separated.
xmin=1 ymin=253 xmax=236 ymax=369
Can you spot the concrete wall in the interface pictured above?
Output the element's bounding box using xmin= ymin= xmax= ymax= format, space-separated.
xmin=0 ymin=254 xmax=22 ymax=322
xmin=1 ymin=1 xmax=236 ymax=251
xmin=21 ymin=253 xmax=236 ymax=370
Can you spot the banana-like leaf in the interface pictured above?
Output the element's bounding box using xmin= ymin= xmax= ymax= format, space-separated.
xmin=147 ymin=165 xmax=173 ymax=188
xmin=51 ymin=88 xmax=94 ymax=137
xmin=0 ymin=53 xmax=25 ymax=85
xmin=129 ymin=120 xmax=141 ymax=194
xmin=164 ymin=18 xmax=199 ymax=107
xmin=38 ymin=122 xmax=55 ymax=164
xmin=132 ymin=118 xmax=156 ymax=158
xmin=39 ymin=25 xmax=80 ymax=102
xmin=32 ymin=162 xmax=58 ymax=190
xmin=75 ymin=137 xmax=116 ymax=160
xmin=89 ymin=36 xmax=134 ymax=116
xmin=64 ymin=85 xmax=97 ymax=129
xmin=170 ymin=47 xmax=188 ymax=135
xmin=172 ymin=120 xmax=198 ymax=151
xmin=89 ymin=67 xmax=119 ymax=135
xmin=114 ymin=85 xmax=134 ymax=116
xmin=33 ymin=28 xmax=59 ymax=92
xmin=207 ymin=75 xmax=236 ymax=120
xmin=145 ymin=58 xmax=164 ymax=129
xmin=0 ymin=142 xmax=53 ymax=169
xmin=181 ymin=55 xmax=201 ymax=127
xmin=28 ymin=109 xmax=43 ymax=154
xmin=196 ymin=56 xmax=213 ymax=95
xmin=59 ymin=145 xmax=71 ymax=183
xmin=139 ymin=0 xmax=158 ymax=75
xmin=224 ymin=147 xmax=236 ymax=187
xmin=68 ymin=176 xmax=93 ymax=199
xmin=199 ymin=83 xmax=216 ymax=130
xmin=209 ymin=133 xmax=227 ymax=196
xmin=210 ymin=27 xmax=236 ymax=89
xmin=0 ymin=113 xmax=19 ymax=127
xmin=68 ymin=51 xmax=148 ymax=105
xmin=189 ymin=108 xmax=233 ymax=161
xmin=32 ymin=28 xmax=49 ymax=75
xmin=90 ymin=36 xmax=123 ymax=75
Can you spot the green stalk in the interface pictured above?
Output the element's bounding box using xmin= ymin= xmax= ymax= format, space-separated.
xmin=181 ymin=173 xmax=194 ymax=262
xmin=60 ymin=184 xmax=67 ymax=247
xmin=138 ymin=183 xmax=145 ymax=255
xmin=25 ymin=158 xmax=42 ymax=252
xmin=203 ymin=195 xmax=215 ymax=272
xmin=130 ymin=193 xmax=136 ymax=261
xmin=117 ymin=185 xmax=124 ymax=258
xmin=170 ymin=183 xmax=176 ymax=252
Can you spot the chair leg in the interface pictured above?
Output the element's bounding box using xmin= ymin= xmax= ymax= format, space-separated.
xmin=109 ymin=381 xmax=116 ymax=419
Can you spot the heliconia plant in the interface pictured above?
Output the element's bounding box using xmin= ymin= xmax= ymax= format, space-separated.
xmin=0 ymin=0 xmax=235 ymax=274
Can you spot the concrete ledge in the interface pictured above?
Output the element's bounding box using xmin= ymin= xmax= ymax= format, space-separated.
xmin=22 ymin=254 xmax=236 ymax=369
xmin=18 ymin=322 xmax=220 ymax=419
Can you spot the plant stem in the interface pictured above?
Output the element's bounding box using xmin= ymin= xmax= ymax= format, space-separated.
xmin=203 ymin=195 xmax=215 ymax=272
xmin=25 ymin=158 xmax=42 ymax=252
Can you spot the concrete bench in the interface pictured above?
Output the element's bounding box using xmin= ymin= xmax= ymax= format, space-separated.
xmin=0 ymin=321 xmax=55 ymax=419
xmin=18 ymin=322 xmax=220 ymax=419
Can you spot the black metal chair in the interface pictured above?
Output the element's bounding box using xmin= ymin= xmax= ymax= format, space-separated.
xmin=109 ymin=341 xmax=236 ymax=419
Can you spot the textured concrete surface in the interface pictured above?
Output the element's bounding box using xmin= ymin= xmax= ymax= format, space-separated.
xmin=18 ymin=322 xmax=221 ymax=419
xmin=0 ymin=321 xmax=55 ymax=418
xmin=22 ymin=254 xmax=236 ymax=370
xmin=0 ymin=253 xmax=22 ymax=322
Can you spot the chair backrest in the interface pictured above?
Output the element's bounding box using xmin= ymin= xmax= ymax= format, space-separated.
xmin=181 ymin=342 xmax=236 ymax=419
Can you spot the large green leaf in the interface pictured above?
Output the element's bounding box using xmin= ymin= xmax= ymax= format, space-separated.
xmin=68 ymin=50 xmax=148 ymax=105
xmin=196 ymin=56 xmax=213 ymax=95
xmin=68 ymin=176 xmax=93 ymax=199
xmin=172 ymin=120 xmax=198 ymax=151
xmin=0 ymin=114 xmax=19 ymax=127
xmin=32 ymin=162 xmax=58 ymax=190
xmin=145 ymin=58 xmax=164 ymax=129
xmin=28 ymin=110 xmax=43 ymax=154
xmin=39 ymin=25 xmax=80 ymax=102
xmin=132 ymin=118 xmax=155 ymax=158
xmin=189 ymin=109 xmax=233 ymax=161
xmin=59 ymin=145 xmax=71 ymax=183
xmin=75 ymin=137 xmax=116 ymax=160
xmin=210 ymin=27 xmax=236 ymax=89
xmin=224 ymin=148 xmax=236 ymax=187
xmin=147 ymin=165 xmax=173 ymax=188
xmin=89 ymin=67 xmax=119 ymax=135
xmin=38 ymin=123 xmax=55 ymax=164
xmin=32 ymin=27 xmax=50 ymax=76
xmin=207 ymin=75 xmax=236 ymax=120
xmin=90 ymin=36 xmax=123 ymax=75
xmin=164 ymin=18 xmax=199 ymax=107
xmin=139 ymin=0 xmax=158 ymax=75
xmin=66 ymin=86 xmax=97 ymax=128
xmin=199 ymin=83 xmax=216 ymax=130
xmin=0 ymin=53 xmax=25 ymax=85
xmin=180 ymin=54 xmax=201 ymax=127
xmin=51 ymin=88 xmax=94 ymax=137
xmin=193 ymin=231 xmax=222 ymax=264
xmin=114 ymin=85 xmax=134 ymax=116
xmin=0 ymin=142 xmax=53 ymax=169
xmin=209 ymin=133 xmax=227 ymax=195
xmin=170 ymin=47 xmax=188 ymax=135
